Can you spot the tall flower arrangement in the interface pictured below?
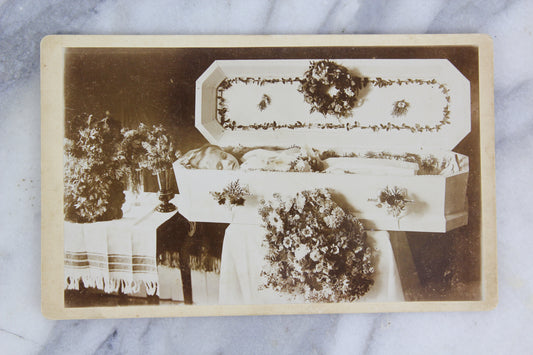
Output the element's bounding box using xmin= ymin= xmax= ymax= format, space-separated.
xmin=259 ymin=189 xmax=375 ymax=302
xmin=138 ymin=124 xmax=181 ymax=174
xmin=133 ymin=124 xmax=181 ymax=212
xmin=119 ymin=123 xmax=149 ymax=196
xmin=65 ymin=116 xmax=181 ymax=222
xmin=119 ymin=123 xmax=149 ymax=173
xmin=64 ymin=114 xmax=125 ymax=223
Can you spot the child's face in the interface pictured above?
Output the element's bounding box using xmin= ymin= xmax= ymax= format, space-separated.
xmin=197 ymin=146 xmax=240 ymax=170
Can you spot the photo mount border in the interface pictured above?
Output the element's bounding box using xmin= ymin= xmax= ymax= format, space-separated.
xmin=41 ymin=34 xmax=496 ymax=320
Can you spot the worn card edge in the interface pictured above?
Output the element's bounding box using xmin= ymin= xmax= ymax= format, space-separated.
xmin=40 ymin=34 xmax=497 ymax=320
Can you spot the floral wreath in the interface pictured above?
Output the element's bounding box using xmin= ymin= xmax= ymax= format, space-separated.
xmin=298 ymin=60 xmax=369 ymax=118
xmin=259 ymin=189 xmax=375 ymax=302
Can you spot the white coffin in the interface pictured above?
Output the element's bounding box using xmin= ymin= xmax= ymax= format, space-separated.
xmin=174 ymin=59 xmax=470 ymax=233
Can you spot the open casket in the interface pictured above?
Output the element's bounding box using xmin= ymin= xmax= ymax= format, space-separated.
xmin=174 ymin=59 xmax=470 ymax=232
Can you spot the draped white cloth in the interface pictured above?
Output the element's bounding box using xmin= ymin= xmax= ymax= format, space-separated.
xmin=219 ymin=224 xmax=404 ymax=304
xmin=240 ymin=147 xmax=313 ymax=172
xmin=322 ymin=157 xmax=419 ymax=176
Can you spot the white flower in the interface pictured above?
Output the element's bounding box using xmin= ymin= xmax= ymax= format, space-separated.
xmin=331 ymin=245 xmax=340 ymax=254
xmin=270 ymin=198 xmax=282 ymax=210
xmin=293 ymin=160 xmax=309 ymax=172
xmin=324 ymin=206 xmax=345 ymax=229
xmin=345 ymin=87 xmax=354 ymax=96
xmin=321 ymin=285 xmax=333 ymax=297
xmin=283 ymin=197 xmax=294 ymax=211
xmin=315 ymin=262 xmax=325 ymax=274
xmin=295 ymin=193 xmax=306 ymax=212
xmin=328 ymin=86 xmax=339 ymax=97
xmin=323 ymin=215 xmax=338 ymax=229
xmin=267 ymin=211 xmax=284 ymax=233
xmin=293 ymin=262 xmax=303 ymax=274
xmin=341 ymin=278 xmax=350 ymax=292
xmin=310 ymin=249 xmax=321 ymax=262
xmin=302 ymin=226 xmax=313 ymax=238
xmin=282 ymin=237 xmax=292 ymax=249
xmin=294 ymin=244 xmax=310 ymax=260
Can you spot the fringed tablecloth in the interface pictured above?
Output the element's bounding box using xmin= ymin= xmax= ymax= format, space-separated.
xmin=64 ymin=196 xmax=178 ymax=297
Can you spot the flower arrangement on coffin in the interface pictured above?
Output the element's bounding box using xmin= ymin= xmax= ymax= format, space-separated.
xmin=259 ymin=189 xmax=375 ymax=303
xmin=210 ymin=179 xmax=250 ymax=208
xmin=376 ymin=185 xmax=411 ymax=219
xmin=298 ymin=60 xmax=369 ymax=118
xmin=64 ymin=113 xmax=126 ymax=223
xmin=136 ymin=124 xmax=181 ymax=212
xmin=392 ymin=99 xmax=410 ymax=117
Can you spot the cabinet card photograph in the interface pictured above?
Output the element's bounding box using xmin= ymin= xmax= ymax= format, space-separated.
xmin=41 ymin=35 xmax=496 ymax=319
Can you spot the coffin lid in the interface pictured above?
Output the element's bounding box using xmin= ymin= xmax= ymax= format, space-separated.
xmin=195 ymin=59 xmax=470 ymax=151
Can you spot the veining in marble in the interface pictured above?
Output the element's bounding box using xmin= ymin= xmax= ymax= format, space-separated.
xmin=1 ymin=0 xmax=533 ymax=354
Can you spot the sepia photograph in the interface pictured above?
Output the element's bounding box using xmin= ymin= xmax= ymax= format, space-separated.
xmin=41 ymin=35 xmax=496 ymax=319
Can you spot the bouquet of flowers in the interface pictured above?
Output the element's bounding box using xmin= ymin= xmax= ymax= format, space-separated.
xmin=138 ymin=124 xmax=181 ymax=174
xmin=119 ymin=123 xmax=149 ymax=172
xmin=119 ymin=124 xmax=150 ymax=194
xmin=210 ymin=179 xmax=250 ymax=208
xmin=376 ymin=185 xmax=411 ymax=218
xmin=64 ymin=114 xmax=125 ymax=223
xmin=259 ymin=189 xmax=375 ymax=303
xmin=298 ymin=60 xmax=369 ymax=118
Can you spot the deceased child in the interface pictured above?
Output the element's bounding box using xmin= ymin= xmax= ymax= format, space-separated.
xmin=177 ymin=144 xmax=464 ymax=176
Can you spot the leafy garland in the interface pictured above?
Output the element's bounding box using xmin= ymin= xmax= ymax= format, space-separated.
xmin=259 ymin=189 xmax=375 ymax=302
xmin=216 ymin=73 xmax=451 ymax=133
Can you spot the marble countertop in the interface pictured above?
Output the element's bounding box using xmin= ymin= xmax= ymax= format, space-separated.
xmin=2 ymin=0 xmax=532 ymax=354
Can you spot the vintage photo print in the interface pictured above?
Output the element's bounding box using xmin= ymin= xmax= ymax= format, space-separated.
xmin=41 ymin=35 xmax=496 ymax=319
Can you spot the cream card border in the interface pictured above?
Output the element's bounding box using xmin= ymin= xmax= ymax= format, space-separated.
xmin=41 ymin=34 xmax=496 ymax=319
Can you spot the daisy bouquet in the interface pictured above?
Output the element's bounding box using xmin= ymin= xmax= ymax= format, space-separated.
xmin=259 ymin=189 xmax=375 ymax=302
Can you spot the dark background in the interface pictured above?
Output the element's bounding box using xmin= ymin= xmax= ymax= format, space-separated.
xmin=64 ymin=46 xmax=480 ymax=301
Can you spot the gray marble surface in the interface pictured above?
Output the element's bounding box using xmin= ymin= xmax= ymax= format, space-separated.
xmin=1 ymin=0 xmax=532 ymax=354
